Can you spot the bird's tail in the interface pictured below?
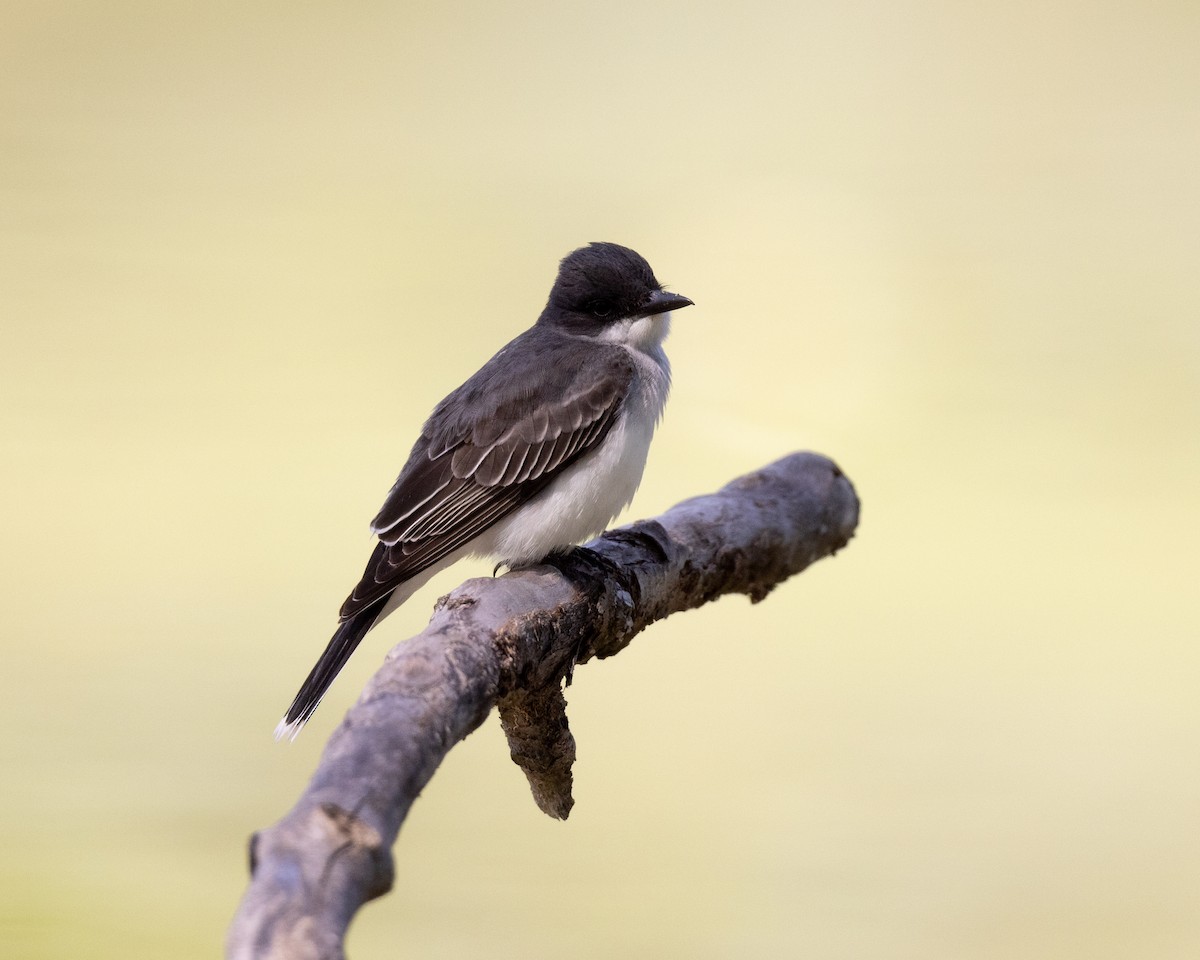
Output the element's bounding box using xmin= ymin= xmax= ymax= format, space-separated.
xmin=274 ymin=606 xmax=383 ymax=741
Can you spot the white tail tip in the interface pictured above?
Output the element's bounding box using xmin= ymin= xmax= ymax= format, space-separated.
xmin=273 ymin=716 xmax=305 ymax=742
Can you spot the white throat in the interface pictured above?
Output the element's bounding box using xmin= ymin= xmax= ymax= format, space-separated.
xmin=597 ymin=311 xmax=672 ymax=355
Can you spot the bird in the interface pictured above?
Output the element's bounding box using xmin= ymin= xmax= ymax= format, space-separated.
xmin=275 ymin=242 xmax=693 ymax=739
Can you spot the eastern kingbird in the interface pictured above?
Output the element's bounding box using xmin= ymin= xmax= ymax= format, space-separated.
xmin=276 ymin=242 xmax=692 ymax=739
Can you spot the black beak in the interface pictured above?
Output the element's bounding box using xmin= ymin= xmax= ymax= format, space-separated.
xmin=642 ymin=289 xmax=694 ymax=317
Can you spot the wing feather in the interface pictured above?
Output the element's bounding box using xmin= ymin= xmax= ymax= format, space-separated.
xmin=498 ymin=440 xmax=536 ymax=487
xmin=519 ymin=431 xmax=560 ymax=483
xmin=474 ymin=441 xmax=518 ymax=487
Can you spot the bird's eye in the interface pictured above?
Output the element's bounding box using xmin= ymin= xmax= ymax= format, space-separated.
xmin=586 ymin=299 xmax=615 ymax=319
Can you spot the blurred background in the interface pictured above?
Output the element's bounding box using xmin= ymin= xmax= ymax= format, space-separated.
xmin=3 ymin=1 xmax=1198 ymax=957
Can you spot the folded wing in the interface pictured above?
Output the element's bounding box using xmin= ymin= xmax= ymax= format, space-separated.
xmin=338 ymin=338 xmax=634 ymax=620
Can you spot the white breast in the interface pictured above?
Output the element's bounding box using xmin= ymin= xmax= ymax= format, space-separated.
xmin=480 ymin=316 xmax=672 ymax=564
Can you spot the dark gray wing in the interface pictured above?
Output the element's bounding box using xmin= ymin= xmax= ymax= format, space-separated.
xmin=338 ymin=330 xmax=634 ymax=620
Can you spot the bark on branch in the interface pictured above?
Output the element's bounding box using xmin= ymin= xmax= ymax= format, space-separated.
xmin=227 ymin=452 xmax=860 ymax=960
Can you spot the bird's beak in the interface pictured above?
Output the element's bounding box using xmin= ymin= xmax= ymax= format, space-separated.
xmin=642 ymin=289 xmax=694 ymax=317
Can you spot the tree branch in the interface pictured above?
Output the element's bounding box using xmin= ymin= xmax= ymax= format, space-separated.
xmin=227 ymin=452 xmax=860 ymax=960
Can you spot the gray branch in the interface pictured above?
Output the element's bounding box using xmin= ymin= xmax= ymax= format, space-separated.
xmin=227 ymin=452 xmax=860 ymax=960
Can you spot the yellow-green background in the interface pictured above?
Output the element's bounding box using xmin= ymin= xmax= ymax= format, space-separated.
xmin=3 ymin=1 xmax=1197 ymax=957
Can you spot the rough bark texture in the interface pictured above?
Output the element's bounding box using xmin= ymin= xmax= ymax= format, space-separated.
xmin=227 ymin=452 xmax=860 ymax=960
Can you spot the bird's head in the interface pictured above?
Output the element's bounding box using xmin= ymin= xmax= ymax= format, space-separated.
xmin=539 ymin=242 xmax=693 ymax=346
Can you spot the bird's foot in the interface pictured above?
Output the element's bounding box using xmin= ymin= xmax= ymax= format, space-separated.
xmin=539 ymin=546 xmax=628 ymax=686
xmin=543 ymin=544 xmax=626 ymax=585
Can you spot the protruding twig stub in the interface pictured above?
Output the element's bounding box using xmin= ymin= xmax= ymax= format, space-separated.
xmin=497 ymin=684 xmax=577 ymax=819
xmin=227 ymin=452 xmax=860 ymax=960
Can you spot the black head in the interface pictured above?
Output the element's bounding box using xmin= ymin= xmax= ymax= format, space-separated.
xmin=538 ymin=242 xmax=693 ymax=333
